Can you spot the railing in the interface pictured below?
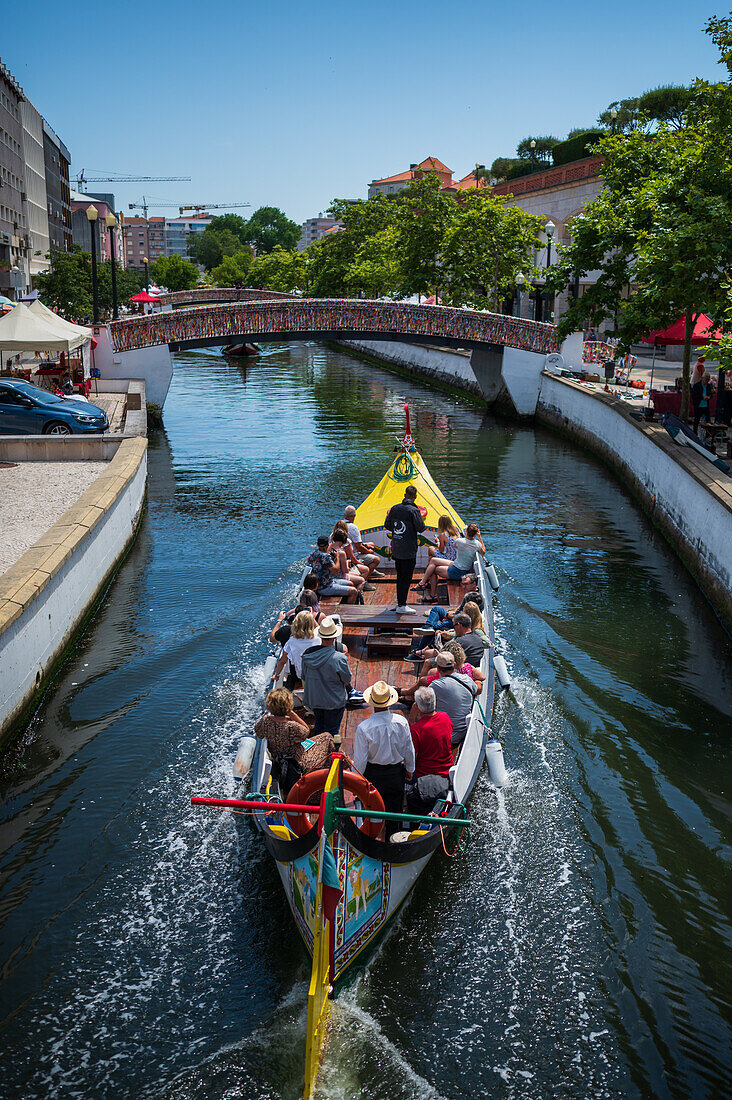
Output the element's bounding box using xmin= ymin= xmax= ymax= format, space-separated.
xmin=110 ymin=298 xmax=559 ymax=356
xmin=492 ymin=156 xmax=604 ymax=197
xmin=158 ymin=287 xmax=293 ymax=307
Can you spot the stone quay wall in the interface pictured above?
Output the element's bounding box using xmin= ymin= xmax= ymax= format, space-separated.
xmin=0 ymin=433 xmax=148 ymax=747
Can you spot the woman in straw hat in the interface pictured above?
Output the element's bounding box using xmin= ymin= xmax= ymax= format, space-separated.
xmin=353 ymin=681 xmax=415 ymax=838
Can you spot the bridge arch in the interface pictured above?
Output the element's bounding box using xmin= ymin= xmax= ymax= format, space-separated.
xmin=110 ymin=298 xmax=558 ymax=356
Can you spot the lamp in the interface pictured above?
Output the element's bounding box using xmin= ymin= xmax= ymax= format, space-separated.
xmin=86 ymin=205 xmax=100 ymax=324
xmin=516 ymin=272 xmax=525 ymax=317
xmin=475 ymin=162 xmax=486 ymax=188
xmin=544 ymin=222 xmax=556 ymax=323
xmin=106 ymin=212 xmax=119 ymax=321
xmin=142 ymin=254 xmax=149 ymax=292
xmin=530 ymin=139 xmax=536 ymax=170
xmin=610 ymin=106 xmax=618 ymax=135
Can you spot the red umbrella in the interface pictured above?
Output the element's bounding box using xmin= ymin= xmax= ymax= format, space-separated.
xmin=641 ymin=314 xmax=721 ymax=346
xmin=129 ymin=291 xmax=161 ymax=303
xmin=642 ymin=315 xmax=721 ymax=400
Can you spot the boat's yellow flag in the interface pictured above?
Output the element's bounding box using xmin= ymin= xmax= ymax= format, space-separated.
xmin=355 ymin=450 xmax=465 ymax=533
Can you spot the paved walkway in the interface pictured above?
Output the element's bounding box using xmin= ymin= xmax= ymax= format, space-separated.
xmin=0 ymin=461 xmax=107 ymax=575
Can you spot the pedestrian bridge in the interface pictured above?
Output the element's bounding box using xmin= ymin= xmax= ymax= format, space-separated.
xmin=157 ymin=287 xmax=293 ymax=308
xmin=110 ymin=298 xmax=558 ymax=356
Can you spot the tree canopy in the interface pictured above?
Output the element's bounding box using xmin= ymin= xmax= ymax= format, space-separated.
xmin=35 ymin=246 xmax=144 ymax=319
xmin=243 ymin=206 xmax=301 ymax=254
xmin=211 ymin=250 xmax=253 ymax=288
xmin=149 ymin=253 xmax=199 ymax=291
xmin=551 ymin=37 xmax=732 ymax=416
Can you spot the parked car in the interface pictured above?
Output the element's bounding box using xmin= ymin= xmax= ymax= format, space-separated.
xmin=0 ymin=378 xmax=109 ymax=435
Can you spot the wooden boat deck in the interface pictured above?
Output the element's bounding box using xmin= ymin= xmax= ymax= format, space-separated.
xmin=317 ymin=569 xmax=464 ymax=758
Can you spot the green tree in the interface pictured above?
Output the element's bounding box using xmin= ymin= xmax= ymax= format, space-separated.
xmin=346 ymin=227 xmax=401 ymax=298
xmin=441 ymin=191 xmax=543 ymax=310
xmin=395 ymin=173 xmax=455 ymax=300
xmin=490 ymin=157 xmax=523 ymax=182
xmin=551 ymin=86 xmax=732 ymax=416
xmin=149 ymin=254 xmax=199 ymax=291
xmin=210 ymin=249 xmax=253 ymax=287
xmin=36 ymin=246 xmax=93 ymax=318
xmin=208 ymin=213 xmax=249 ymax=245
xmin=598 ymin=97 xmax=644 ymax=133
xmin=249 ymin=247 xmax=304 ymax=292
xmin=188 ymin=226 xmax=242 ymax=270
xmin=637 ymin=84 xmax=693 ymax=129
xmin=96 ymin=262 xmax=144 ymax=313
xmin=243 ymin=206 xmax=301 ymax=254
xmin=516 ymin=135 xmax=559 ymax=163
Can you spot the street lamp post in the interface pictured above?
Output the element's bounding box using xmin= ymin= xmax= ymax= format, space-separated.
xmin=544 ymin=220 xmax=555 ymax=322
xmin=86 ymin=204 xmax=100 ymax=325
xmin=475 ymin=162 xmax=486 ymax=188
xmin=142 ymin=255 xmax=149 ymax=292
xmin=610 ymin=107 xmax=618 ymax=135
xmin=530 ymin=139 xmax=536 ymax=171
xmin=106 ymin=213 xmax=119 ymax=321
xmin=516 ymin=272 xmax=525 ymax=317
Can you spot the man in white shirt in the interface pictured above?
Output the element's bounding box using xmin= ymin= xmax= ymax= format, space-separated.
xmin=354 ymin=680 xmax=415 ymax=838
xmin=344 ymin=505 xmax=384 ymax=580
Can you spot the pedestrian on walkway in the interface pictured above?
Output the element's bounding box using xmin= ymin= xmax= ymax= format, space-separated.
xmin=385 ymin=485 xmax=425 ymax=615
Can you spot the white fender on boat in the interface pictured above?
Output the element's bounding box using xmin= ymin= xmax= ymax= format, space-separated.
xmin=485 ymin=737 xmax=508 ymax=788
xmin=263 ymin=654 xmax=278 ymax=688
xmin=233 ymin=735 xmax=257 ymax=783
xmin=486 ymin=562 xmax=500 ymax=590
xmin=493 ymin=654 xmax=511 ymax=691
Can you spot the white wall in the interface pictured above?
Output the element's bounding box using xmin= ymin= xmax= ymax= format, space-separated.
xmin=0 ymin=451 xmax=147 ymax=737
xmin=93 ymin=327 xmax=173 ymax=407
xmin=341 ymin=339 xmax=480 ymax=392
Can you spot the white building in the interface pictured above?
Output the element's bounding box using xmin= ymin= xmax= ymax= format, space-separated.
xmin=20 ymin=99 xmax=50 ymax=281
xmin=165 ymin=213 xmax=212 ymax=259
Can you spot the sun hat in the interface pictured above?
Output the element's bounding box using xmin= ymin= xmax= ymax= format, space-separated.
xmin=318 ymin=615 xmax=339 ymax=638
xmin=435 ymin=651 xmax=456 ymax=669
xmin=362 ymin=680 xmax=399 ymax=708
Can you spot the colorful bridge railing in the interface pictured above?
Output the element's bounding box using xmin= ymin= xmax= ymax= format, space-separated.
xmin=110 ymin=299 xmax=559 ymax=355
xmin=157 ymin=287 xmax=293 ymax=307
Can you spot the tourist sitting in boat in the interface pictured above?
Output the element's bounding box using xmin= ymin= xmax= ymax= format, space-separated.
xmin=331 ymin=520 xmax=373 ymax=588
xmin=268 ymin=575 xmax=324 ymax=647
xmin=329 ymin=530 xmax=367 ymax=597
xmin=254 ymin=687 xmax=335 ymax=795
xmin=411 ymin=610 xmax=488 ymax=675
xmin=406 ymin=686 xmax=454 ymax=814
xmin=307 ymin=536 xmax=358 ymax=603
xmin=461 ymin=601 xmax=491 ymax=652
xmin=344 ymin=505 xmax=384 ymax=579
xmin=407 ymin=591 xmax=484 ymax=660
xmin=400 ymin=641 xmax=485 ymax=706
xmin=299 ymin=573 xmax=323 ymax=622
xmin=423 ymin=513 xmax=459 ymax=568
xmin=353 ymin=680 xmax=415 ymax=839
xmin=427 ymin=651 xmax=477 ymax=750
xmin=417 ymin=523 xmax=486 ymax=600
xmin=301 ymin=616 xmax=353 ymax=739
xmin=275 ymin=610 xmax=320 ymax=687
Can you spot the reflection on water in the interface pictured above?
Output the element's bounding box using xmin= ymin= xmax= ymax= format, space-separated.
xmin=0 ymin=343 xmax=730 ymax=1099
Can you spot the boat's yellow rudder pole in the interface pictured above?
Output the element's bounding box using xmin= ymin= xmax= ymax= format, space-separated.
xmin=303 ymin=756 xmax=341 ymax=1100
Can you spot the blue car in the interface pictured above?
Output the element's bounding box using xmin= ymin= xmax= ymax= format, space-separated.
xmin=0 ymin=378 xmax=109 ymax=435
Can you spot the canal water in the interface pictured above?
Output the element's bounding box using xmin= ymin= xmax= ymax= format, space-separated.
xmin=0 ymin=344 xmax=730 ymax=1100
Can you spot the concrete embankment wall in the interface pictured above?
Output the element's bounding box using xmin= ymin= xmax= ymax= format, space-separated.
xmin=536 ymin=373 xmax=732 ymax=632
xmin=338 ymin=340 xmax=483 ymax=399
xmin=0 ymin=435 xmax=148 ymax=746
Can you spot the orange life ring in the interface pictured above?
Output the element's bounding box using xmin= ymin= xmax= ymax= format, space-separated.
xmin=285 ymin=769 xmax=386 ymax=838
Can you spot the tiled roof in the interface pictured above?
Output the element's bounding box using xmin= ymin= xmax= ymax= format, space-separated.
xmin=370 ymin=155 xmax=454 ymax=187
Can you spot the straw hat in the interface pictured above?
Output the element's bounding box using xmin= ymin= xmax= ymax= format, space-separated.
xmin=318 ymin=616 xmax=339 ymax=638
xmin=363 ymin=680 xmax=399 ymax=708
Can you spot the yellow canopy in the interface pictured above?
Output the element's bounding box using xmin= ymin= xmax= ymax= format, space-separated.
xmin=355 ymin=450 xmax=465 ymax=533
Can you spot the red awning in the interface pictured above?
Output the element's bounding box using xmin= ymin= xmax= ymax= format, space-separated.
xmin=642 ymin=314 xmax=721 ymax=346
xmin=129 ymin=291 xmax=162 ymax=303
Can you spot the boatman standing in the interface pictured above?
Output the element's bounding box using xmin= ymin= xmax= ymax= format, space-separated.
xmin=385 ymin=485 xmax=425 ymax=615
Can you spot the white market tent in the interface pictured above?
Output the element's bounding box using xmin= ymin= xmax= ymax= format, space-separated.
xmin=0 ymin=302 xmax=92 ymax=375
xmin=28 ymin=299 xmax=92 ymax=350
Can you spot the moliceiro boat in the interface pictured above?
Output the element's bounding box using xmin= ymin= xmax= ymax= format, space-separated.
xmin=219 ymin=340 xmax=261 ymax=357
xmin=192 ymin=406 xmax=508 ymax=1098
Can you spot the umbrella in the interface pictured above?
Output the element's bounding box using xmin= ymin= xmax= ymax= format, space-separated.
xmin=129 ymin=291 xmax=162 ymax=303
xmin=642 ymin=315 xmax=721 ymax=397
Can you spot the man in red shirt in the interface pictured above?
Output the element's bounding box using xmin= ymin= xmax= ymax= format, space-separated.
xmin=409 ymin=684 xmax=454 ymax=795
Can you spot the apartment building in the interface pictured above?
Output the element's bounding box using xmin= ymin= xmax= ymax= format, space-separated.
xmin=165 ymin=212 xmax=211 ymax=259
xmin=43 ymin=121 xmax=72 ymax=254
xmin=20 ymin=98 xmax=50 ymax=279
xmin=123 ymin=216 xmax=165 ymax=268
xmin=297 ymin=213 xmax=343 ymax=251
xmin=0 ymin=59 xmax=27 ymax=299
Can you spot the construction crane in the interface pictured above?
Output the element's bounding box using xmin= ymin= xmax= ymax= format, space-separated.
xmin=127 ymin=201 xmax=250 ymax=217
xmin=72 ymin=171 xmax=191 ymax=192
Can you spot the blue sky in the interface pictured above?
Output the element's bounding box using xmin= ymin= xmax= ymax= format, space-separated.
xmin=1 ymin=0 xmax=722 ymax=225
